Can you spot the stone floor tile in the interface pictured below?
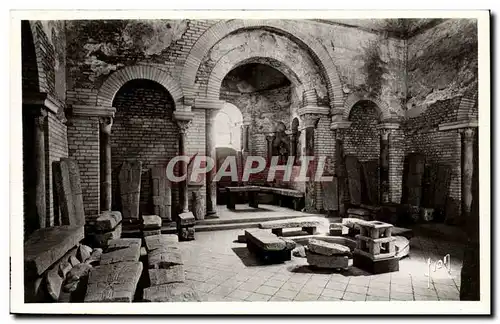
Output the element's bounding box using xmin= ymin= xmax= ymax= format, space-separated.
xmin=210 ymin=284 xmax=236 ymax=297
xmin=246 ymin=276 xmax=268 ymax=286
xmin=263 ymin=278 xmax=286 ymax=288
xmin=281 ymin=280 xmax=306 ymax=291
xmin=288 ymin=276 xmax=310 ymax=284
xmin=246 ymin=292 xmax=271 ymax=302
xmin=255 ymin=285 xmax=280 ymax=296
xmin=270 ymin=273 xmax=292 ymax=282
xmin=228 ymin=289 xmax=252 ymax=300
xmin=219 ymin=278 xmax=244 ymax=290
xmin=325 ymin=280 xmax=348 ymax=291
xmin=294 ymin=292 xmax=319 ymax=301
xmin=345 ymin=283 xmax=368 ymax=295
xmin=269 ymin=296 xmax=291 ymax=301
xmin=192 ymin=281 xmax=218 ymax=293
xmin=366 ymin=295 xmax=389 ymax=301
xmin=414 ymin=294 xmax=439 ymax=301
xmin=413 ymin=286 xmax=438 ymax=297
xmin=348 ymin=276 xmax=371 ymax=287
xmin=321 ymin=288 xmax=344 ymax=299
xmin=342 ymin=292 xmax=366 ymax=301
xmin=329 ymin=274 xmax=350 ymax=283
xmin=318 ymin=295 xmax=341 ymax=301
xmin=223 ymin=296 xmax=244 ymax=301
xmin=203 ymin=293 xmax=226 ymax=302
xmin=390 ymin=291 xmax=414 ymax=301
xmin=274 ymin=288 xmax=299 ymax=299
xmin=300 ymin=283 xmax=325 ymax=295
xmin=306 ymin=277 xmax=329 ymax=288
xmin=238 ymin=281 xmax=263 ymax=292
xmin=367 ymin=287 xmax=390 ymax=298
xmin=390 ymin=283 xmax=413 ymax=294
xmin=368 ymin=280 xmax=391 ymax=290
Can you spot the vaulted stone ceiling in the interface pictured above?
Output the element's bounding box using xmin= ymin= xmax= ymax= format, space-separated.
xmin=221 ymin=63 xmax=291 ymax=93
xmin=314 ymin=18 xmax=445 ymax=39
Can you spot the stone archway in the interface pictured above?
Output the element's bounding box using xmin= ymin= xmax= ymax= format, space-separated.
xmin=343 ymin=91 xmax=392 ymax=121
xmin=97 ymin=65 xmax=184 ymax=109
xmin=182 ymin=19 xmax=344 ymax=110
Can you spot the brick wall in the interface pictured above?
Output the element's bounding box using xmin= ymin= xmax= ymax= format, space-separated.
xmin=344 ymin=102 xmax=381 ymax=162
xmin=315 ymin=116 xmax=336 ymax=210
xmin=111 ymin=79 xmax=180 ymax=216
xmin=187 ymin=108 xmax=207 ymax=212
xmin=67 ymin=116 xmax=100 ymax=217
xmin=388 ymin=128 xmax=404 ymax=203
xmin=404 ymin=98 xmax=462 ymax=221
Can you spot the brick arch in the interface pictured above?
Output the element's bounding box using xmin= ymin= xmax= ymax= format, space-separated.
xmin=343 ymin=92 xmax=392 ymax=121
xmin=182 ymin=19 xmax=343 ymax=109
xmin=205 ymin=49 xmax=307 ymax=102
xmin=97 ymin=65 xmax=184 ymax=108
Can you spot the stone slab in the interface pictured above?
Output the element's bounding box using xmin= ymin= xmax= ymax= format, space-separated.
xmin=404 ymin=153 xmax=425 ymax=207
xmin=144 ymin=234 xmax=179 ymax=252
xmin=178 ymin=227 xmax=195 ymax=241
xmin=362 ymin=160 xmax=380 ymax=205
xmin=245 ymin=229 xmax=286 ymax=251
xmin=345 ymin=155 xmax=363 ymax=206
xmin=347 ymin=208 xmax=372 ymax=217
xmin=143 ymin=229 xmax=162 ymax=237
xmin=353 ymin=252 xmax=399 ymax=274
xmin=91 ymin=223 xmax=122 ymax=248
xmin=77 ymin=244 xmax=92 ymax=263
xmin=341 ymin=218 xmax=370 ymax=229
xmin=321 ymin=178 xmax=339 ymax=211
xmin=148 ymin=266 xmax=185 ymax=286
xmin=64 ymin=263 xmax=92 ymax=293
xmin=259 ymin=217 xmax=321 ymax=230
xmin=100 ymin=239 xmax=141 ymax=265
xmin=308 ymin=239 xmax=351 ymax=256
xmin=24 ymin=225 xmax=84 ymax=276
xmin=46 ymin=265 xmax=64 ymax=301
xmin=394 ymin=236 xmax=410 ymax=259
xmin=95 ymin=211 xmax=122 ymax=231
xmin=148 ymin=247 xmax=183 ymax=269
xmin=306 ymin=252 xmax=350 ymax=269
xmin=329 ymin=223 xmax=349 ymax=236
xmin=85 ymin=248 xmax=103 ymax=266
xmin=143 ymin=283 xmax=201 ymax=302
xmin=142 ymin=215 xmax=162 ymax=230
xmin=178 ymin=212 xmax=196 ymax=226
xmin=237 ymin=234 xmax=246 ymax=243
xmin=151 ymin=166 xmax=172 ymax=221
xmin=53 ymin=158 xmax=85 ymax=226
xmin=119 ymin=161 xmax=142 ymax=219
xmin=84 ymin=261 xmax=143 ymax=302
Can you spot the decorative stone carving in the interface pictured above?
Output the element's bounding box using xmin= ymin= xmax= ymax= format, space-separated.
xmin=151 ymin=166 xmax=172 ymax=222
xmin=53 ymin=158 xmax=85 ymax=226
xmin=118 ymin=161 xmax=142 ymax=220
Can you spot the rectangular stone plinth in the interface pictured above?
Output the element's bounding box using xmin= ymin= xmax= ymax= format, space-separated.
xmin=84 ymin=261 xmax=143 ymax=302
xmin=353 ymin=252 xmax=399 ymax=274
xmin=178 ymin=226 xmax=195 ymax=241
xmin=178 ymin=212 xmax=195 ymax=226
xmin=143 ymin=229 xmax=162 ymax=237
xmin=142 ymin=215 xmax=162 ymax=230
xmin=143 ymin=283 xmax=201 ymax=302
xmin=100 ymin=238 xmax=141 ymax=265
xmin=308 ymin=239 xmax=351 ymax=256
xmin=355 ymin=235 xmax=396 ymax=260
xmin=148 ymin=247 xmax=183 ymax=269
xmin=306 ymin=252 xmax=350 ymax=270
xmin=357 ymin=220 xmax=393 ymax=239
xmin=95 ymin=211 xmax=122 ymax=231
xmin=24 ymin=225 xmax=84 ymax=276
xmin=259 ymin=217 xmax=321 ymax=230
xmin=91 ymin=223 xmax=122 ymax=248
xmin=149 ymin=266 xmax=185 ymax=286
xmin=53 ymin=158 xmax=85 ymax=226
xmin=245 ymin=229 xmax=286 ymax=251
xmin=330 ymin=223 xmax=349 ymax=236
xmin=144 ymin=234 xmax=179 ymax=252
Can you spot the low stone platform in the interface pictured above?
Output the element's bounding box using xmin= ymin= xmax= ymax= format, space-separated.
xmin=148 ymin=246 xmax=183 ymax=269
xmin=143 ymin=282 xmax=201 ymax=302
xmin=245 ymin=229 xmax=295 ymax=264
xmin=308 ymin=239 xmax=351 ymax=257
xmin=353 ymin=251 xmax=399 ymax=274
xmin=84 ymin=261 xmax=143 ymax=302
xmin=259 ymin=217 xmax=321 ymax=236
xmin=144 ymin=234 xmax=178 ymax=252
xmin=100 ymin=238 xmax=141 ymax=265
xmin=24 ymin=225 xmax=84 ymax=277
xmin=95 ymin=211 xmax=122 ymax=232
xmin=148 ymin=266 xmax=185 ymax=286
xmin=142 ymin=215 xmax=162 ymax=230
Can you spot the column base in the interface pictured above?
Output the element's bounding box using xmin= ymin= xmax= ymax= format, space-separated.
xmin=205 ymin=211 xmax=219 ymax=219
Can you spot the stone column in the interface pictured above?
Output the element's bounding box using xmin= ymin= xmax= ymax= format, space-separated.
xmin=265 ymin=133 xmax=276 ymax=163
xmin=177 ymin=119 xmax=191 ymax=214
xmin=300 ymin=114 xmax=320 ymax=213
xmin=461 ymin=127 xmax=476 ymax=222
xmin=376 ymin=123 xmax=400 ymax=204
xmin=205 ymin=109 xmax=218 ymax=217
xmin=99 ymin=116 xmax=113 ymax=212
xmin=331 ymin=120 xmax=351 ymax=217
xmin=33 ymin=109 xmax=48 ymax=229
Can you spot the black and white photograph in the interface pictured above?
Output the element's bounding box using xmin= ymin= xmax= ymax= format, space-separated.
xmin=9 ymin=10 xmax=491 ymax=315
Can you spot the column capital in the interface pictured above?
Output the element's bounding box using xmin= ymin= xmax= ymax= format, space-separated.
xmin=99 ymin=116 xmax=114 ymax=134
xmin=461 ymin=127 xmax=476 ymax=140
xmin=33 ymin=109 xmax=48 ymax=129
xmin=242 ymin=114 xmax=252 ymax=126
xmin=265 ymin=133 xmax=276 ymax=142
xmin=176 ymin=119 xmax=192 ymax=134
xmin=23 ymin=92 xmax=61 ymax=115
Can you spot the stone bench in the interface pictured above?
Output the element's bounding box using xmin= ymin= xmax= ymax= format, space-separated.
xmin=84 ymin=261 xmax=143 ymax=302
xmin=245 ymin=229 xmax=296 ymax=264
xmin=225 ymin=186 xmax=304 ymax=210
xmin=259 ymin=217 xmax=322 ymax=236
xmin=144 ymin=234 xmax=179 ymax=252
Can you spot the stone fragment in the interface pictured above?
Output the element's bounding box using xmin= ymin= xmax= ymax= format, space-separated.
xmin=144 ymin=234 xmax=179 ymax=252
xmin=119 ymin=161 xmax=142 ymax=220
xmin=321 ymin=178 xmax=339 ymax=212
xmin=191 ymin=190 xmax=205 ymax=220
xmin=92 ymin=223 xmax=122 ymax=248
xmin=143 ymin=229 xmax=162 ymax=237
xmin=394 ymin=236 xmax=410 ymax=259
xmin=362 ymin=160 xmax=380 ymax=205
xmin=348 ymin=208 xmax=372 ymax=217
xmin=142 ymin=215 xmax=162 ymax=230
xmin=178 ymin=227 xmax=195 ymax=241
xmin=282 ymin=238 xmax=296 ymax=250
xmin=24 ymin=225 xmax=84 ymax=276
xmin=100 ymin=240 xmax=141 ymax=265
xmin=151 ymin=166 xmax=172 ymax=221
xmin=143 ymin=283 xmax=201 ymax=302
xmin=95 ymin=211 xmax=122 ymax=231
xmin=245 ymin=229 xmax=286 ymax=251
xmin=53 ymin=158 xmax=85 ymax=226
xmin=342 ymin=218 xmax=369 ymax=229
xmin=69 ymin=255 xmax=80 ymax=267
xmin=106 ymin=238 xmax=142 ymax=251
xmin=178 ymin=212 xmax=195 ymax=226
xmin=148 ymin=266 xmax=185 ymax=286
xmin=345 ymin=155 xmax=363 ymax=206
xmin=306 ymin=252 xmax=350 ymax=269
xmin=237 ymin=234 xmax=246 ymax=243
xmin=63 ymin=263 xmax=92 ymax=293
xmin=259 ymin=217 xmax=321 ymax=229
xmin=330 ymin=223 xmax=348 ymax=236
xmin=46 ymin=265 xmax=64 ymax=301
xmin=308 ymin=239 xmax=351 ymax=256
xmin=58 ymin=260 xmax=72 ymax=278
xmin=85 ymin=248 xmax=103 ymax=265
xmin=148 ymin=247 xmax=183 ymax=269
xmin=292 ymin=245 xmax=306 ymax=258
xmin=77 ymin=244 xmax=92 ymax=263
xmin=84 ymin=261 xmax=143 ymax=302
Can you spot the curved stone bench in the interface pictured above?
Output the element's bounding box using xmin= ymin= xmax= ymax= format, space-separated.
xmin=225 ymin=186 xmax=304 ymax=210
xmin=245 ymin=229 xmax=296 ymax=264
xmin=259 ymin=217 xmax=321 ymax=236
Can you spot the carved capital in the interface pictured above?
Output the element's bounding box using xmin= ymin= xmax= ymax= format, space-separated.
xmin=33 ymin=109 xmax=48 ymax=129
xmin=300 ymin=113 xmax=321 ymax=129
xmin=99 ymin=116 xmax=114 ymax=134
xmin=379 ymin=128 xmax=393 ymax=141
xmin=177 ymin=119 xmax=192 ymax=134
xmin=334 ymin=128 xmax=345 ymax=141
xmin=461 ymin=127 xmax=476 ymax=142
xmin=265 ymin=133 xmax=276 ymax=143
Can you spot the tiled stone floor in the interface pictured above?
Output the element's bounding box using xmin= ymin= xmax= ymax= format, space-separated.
xmin=179 ymin=229 xmax=464 ymax=302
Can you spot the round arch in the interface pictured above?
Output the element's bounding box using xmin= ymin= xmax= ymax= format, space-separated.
xmin=97 ymin=65 xmax=184 ymax=108
xmin=182 ymin=19 xmax=343 ymax=109
xmin=343 ymin=92 xmax=392 ymax=121
xmin=214 ymin=102 xmax=243 ymax=150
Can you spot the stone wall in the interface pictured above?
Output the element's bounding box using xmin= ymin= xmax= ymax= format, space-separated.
xmin=344 ymin=102 xmax=381 ymax=163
